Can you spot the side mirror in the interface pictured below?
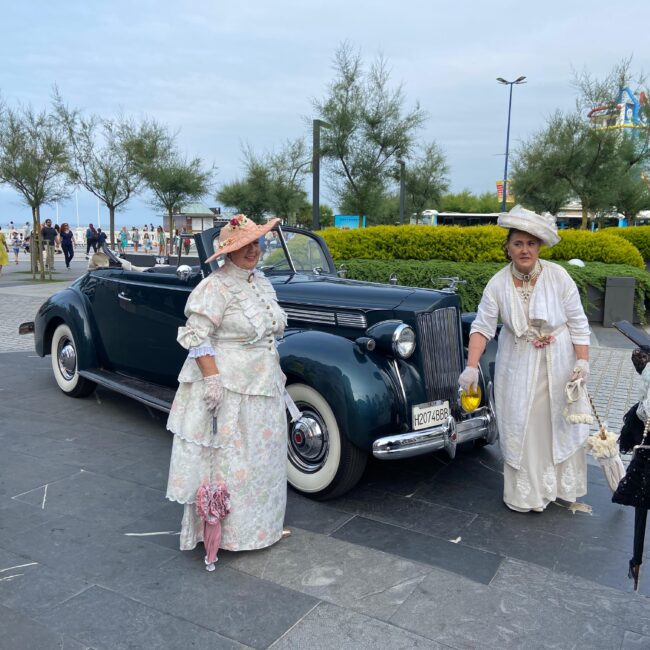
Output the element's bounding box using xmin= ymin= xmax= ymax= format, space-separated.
xmin=389 ymin=272 xmax=398 ymax=286
xmin=176 ymin=264 xmax=193 ymax=282
xmin=337 ymin=264 xmax=348 ymax=279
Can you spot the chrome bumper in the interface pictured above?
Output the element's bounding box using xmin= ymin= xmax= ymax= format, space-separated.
xmin=372 ymin=401 xmax=498 ymax=461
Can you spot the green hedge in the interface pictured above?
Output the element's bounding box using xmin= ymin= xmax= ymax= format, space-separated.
xmin=602 ymin=226 xmax=650 ymax=261
xmin=336 ymin=258 xmax=650 ymax=323
xmin=321 ymin=225 xmax=644 ymax=268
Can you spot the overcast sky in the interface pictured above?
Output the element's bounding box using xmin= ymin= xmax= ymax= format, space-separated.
xmin=1 ymin=0 xmax=648 ymax=229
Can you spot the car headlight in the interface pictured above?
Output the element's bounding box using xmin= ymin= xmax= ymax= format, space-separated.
xmin=392 ymin=324 xmax=416 ymax=359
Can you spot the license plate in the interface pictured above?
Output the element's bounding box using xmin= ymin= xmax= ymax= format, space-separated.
xmin=412 ymin=400 xmax=450 ymax=431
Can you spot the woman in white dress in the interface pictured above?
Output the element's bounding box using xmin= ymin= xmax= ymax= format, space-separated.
xmin=459 ymin=205 xmax=591 ymax=512
xmin=166 ymin=214 xmax=290 ymax=562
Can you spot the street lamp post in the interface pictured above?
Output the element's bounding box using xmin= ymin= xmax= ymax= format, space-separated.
xmin=396 ymin=159 xmax=406 ymax=225
xmin=497 ymin=76 xmax=526 ymax=212
xmin=312 ymin=119 xmax=330 ymax=231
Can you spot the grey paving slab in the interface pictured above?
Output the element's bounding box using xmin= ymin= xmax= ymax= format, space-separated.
xmin=284 ymin=490 xmax=353 ymax=536
xmin=362 ymin=454 xmax=448 ymax=497
xmin=117 ymin=500 xmax=184 ymax=551
xmin=0 ymin=547 xmax=90 ymax=614
xmin=0 ymin=604 xmax=89 ymax=650
xmin=0 ymin=514 xmax=178 ymax=583
xmin=491 ymin=558 xmax=650 ymax=638
xmin=11 ymin=469 xmax=166 ymax=529
xmin=35 ymin=585 xmax=249 ymax=650
xmin=332 ymin=516 xmax=502 ymax=585
xmin=226 ymin=527 xmax=431 ymax=621
xmin=332 ymin=485 xmax=477 ymax=540
xmin=271 ymin=601 xmax=443 ymax=650
xmin=390 ymin=569 xmax=626 ymax=650
xmin=0 ymin=499 xmax=64 ymax=547
xmin=0 ymin=448 xmax=79 ymax=500
xmin=97 ymin=553 xmax=319 ymax=649
xmin=622 ymin=630 xmax=650 ymax=649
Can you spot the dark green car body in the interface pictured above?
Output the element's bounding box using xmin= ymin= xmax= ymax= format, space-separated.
xmin=30 ymin=225 xmax=498 ymax=498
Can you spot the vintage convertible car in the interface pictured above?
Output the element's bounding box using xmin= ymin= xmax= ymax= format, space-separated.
xmin=22 ymin=225 xmax=498 ymax=499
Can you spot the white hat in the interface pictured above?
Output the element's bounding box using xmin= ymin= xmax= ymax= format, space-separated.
xmin=497 ymin=204 xmax=560 ymax=247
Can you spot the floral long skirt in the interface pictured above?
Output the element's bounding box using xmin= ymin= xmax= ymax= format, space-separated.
xmin=503 ymin=353 xmax=587 ymax=512
xmin=166 ymin=384 xmax=287 ymax=551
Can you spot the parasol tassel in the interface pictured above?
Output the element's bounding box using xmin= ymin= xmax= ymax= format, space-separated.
xmin=195 ymin=482 xmax=231 ymax=572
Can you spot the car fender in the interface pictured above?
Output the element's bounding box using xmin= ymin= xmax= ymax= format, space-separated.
xmin=279 ymin=329 xmax=402 ymax=452
xmin=34 ymin=286 xmax=100 ymax=370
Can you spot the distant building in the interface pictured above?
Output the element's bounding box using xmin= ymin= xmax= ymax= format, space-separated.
xmin=170 ymin=203 xmax=223 ymax=233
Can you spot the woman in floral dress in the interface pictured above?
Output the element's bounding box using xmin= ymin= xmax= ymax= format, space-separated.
xmin=166 ymin=214 xmax=289 ymax=562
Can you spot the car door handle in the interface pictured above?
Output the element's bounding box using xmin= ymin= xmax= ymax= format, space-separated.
xmin=118 ymin=292 xmax=132 ymax=302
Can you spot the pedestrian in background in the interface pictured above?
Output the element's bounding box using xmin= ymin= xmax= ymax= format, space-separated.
xmin=183 ymin=236 xmax=192 ymax=255
xmin=97 ymin=228 xmax=107 ymax=250
xmin=119 ymin=226 xmax=129 ymax=254
xmin=85 ymin=224 xmax=98 ymax=258
xmin=132 ymin=227 xmax=140 ymax=252
xmin=173 ymin=229 xmax=181 ymax=255
xmin=0 ymin=226 xmax=9 ymax=275
xmin=41 ymin=219 xmax=58 ymax=270
xmin=157 ymin=225 xmax=166 ymax=256
xmin=60 ymin=223 xmax=75 ymax=268
xmin=11 ymin=231 xmax=21 ymax=264
xmin=54 ymin=224 xmax=63 ymax=254
xmin=143 ymin=232 xmax=152 ymax=253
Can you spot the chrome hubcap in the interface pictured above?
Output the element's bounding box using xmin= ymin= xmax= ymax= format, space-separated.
xmin=288 ymin=407 xmax=329 ymax=473
xmin=57 ymin=337 xmax=77 ymax=381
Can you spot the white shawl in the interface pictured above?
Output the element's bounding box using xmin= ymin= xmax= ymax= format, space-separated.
xmin=470 ymin=261 xmax=591 ymax=469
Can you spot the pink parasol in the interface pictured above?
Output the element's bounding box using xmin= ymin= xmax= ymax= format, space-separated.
xmin=195 ymin=482 xmax=231 ymax=571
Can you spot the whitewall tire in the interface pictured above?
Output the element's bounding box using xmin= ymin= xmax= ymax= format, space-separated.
xmin=50 ymin=324 xmax=96 ymax=398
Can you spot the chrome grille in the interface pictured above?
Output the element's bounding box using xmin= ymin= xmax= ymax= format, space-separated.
xmin=336 ymin=312 xmax=367 ymax=328
xmin=284 ymin=307 xmax=336 ymax=325
xmin=417 ymin=307 xmax=464 ymax=414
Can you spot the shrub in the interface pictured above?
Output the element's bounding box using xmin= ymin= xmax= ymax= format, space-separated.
xmin=602 ymin=226 xmax=650 ymax=261
xmin=321 ymin=225 xmax=644 ymax=268
xmin=336 ymin=258 xmax=650 ymax=323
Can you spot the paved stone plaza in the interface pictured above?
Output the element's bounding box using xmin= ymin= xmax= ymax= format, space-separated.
xmin=1 ymin=261 xmax=649 ymax=649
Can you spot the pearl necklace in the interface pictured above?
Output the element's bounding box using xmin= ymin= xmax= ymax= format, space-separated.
xmin=511 ymin=261 xmax=541 ymax=303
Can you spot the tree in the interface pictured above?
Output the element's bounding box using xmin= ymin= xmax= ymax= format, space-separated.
xmin=296 ymin=203 xmax=334 ymax=228
xmin=0 ymin=101 xmax=69 ymax=278
xmin=512 ymin=60 xmax=650 ymax=228
xmin=314 ymin=43 xmax=426 ymax=227
xmin=54 ymin=93 xmax=148 ymax=249
xmin=130 ymin=129 xmax=215 ymax=254
xmin=401 ymin=142 xmax=449 ymax=223
xmin=615 ymin=168 xmax=650 ymax=224
xmin=217 ymin=140 xmax=309 ymax=223
xmin=511 ymin=111 xmax=622 ymax=228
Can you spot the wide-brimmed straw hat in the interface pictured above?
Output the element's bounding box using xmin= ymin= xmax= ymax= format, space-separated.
xmin=205 ymin=214 xmax=280 ymax=263
xmin=497 ymin=204 xmax=560 ymax=247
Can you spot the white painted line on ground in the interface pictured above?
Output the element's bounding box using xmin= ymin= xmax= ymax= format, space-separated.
xmin=123 ymin=531 xmax=180 ymax=537
xmin=0 ymin=562 xmax=38 ymax=573
xmin=0 ymin=574 xmax=23 ymax=583
xmin=41 ymin=483 xmax=48 ymax=509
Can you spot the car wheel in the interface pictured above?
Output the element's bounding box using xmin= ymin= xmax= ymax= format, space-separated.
xmin=286 ymin=383 xmax=367 ymax=500
xmin=50 ymin=324 xmax=96 ymax=398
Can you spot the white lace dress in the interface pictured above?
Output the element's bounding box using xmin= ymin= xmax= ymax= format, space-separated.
xmin=166 ymin=260 xmax=288 ymax=551
xmin=502 ymin=286 xmax=587 ymax=512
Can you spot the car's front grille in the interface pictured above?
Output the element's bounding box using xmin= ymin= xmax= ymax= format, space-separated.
xmin=417 ymin=307 xmax=464 ymax=415
xmin=284 ymin=307 xmax=336 ymax=325
xmin=336 ymin=312 xmax=367 ymax=328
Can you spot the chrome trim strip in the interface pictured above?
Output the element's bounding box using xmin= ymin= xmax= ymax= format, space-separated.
xmin=372 ymin=406 xmax=494 ymax=460
xmin=336 ymin=313 xmax=367 ymax=328
xmin=284 ymin=308 xmax=336 ymax=325
xmin=389 ymin=358 xmax=408 ymax=411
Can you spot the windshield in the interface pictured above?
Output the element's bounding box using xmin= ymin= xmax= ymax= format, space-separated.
xmin=258 ymin=230 xmax=330 ymax=273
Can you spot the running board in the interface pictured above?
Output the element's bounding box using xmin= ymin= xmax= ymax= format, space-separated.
xmin=79 ymin=369 xmax=175 ymax=413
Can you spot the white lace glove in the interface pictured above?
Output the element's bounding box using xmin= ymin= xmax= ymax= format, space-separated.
xmin=570 ymin=359 xmax=590 ymax=383
xmin=458 ymin=366 xmax=479 ymax=392
xmin=202 ymin=374 xmax=223 ymax=416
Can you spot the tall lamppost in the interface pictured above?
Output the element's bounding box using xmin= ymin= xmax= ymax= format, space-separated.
xmin=312 ymin=119 xmax=330 ymax=230
xmin=396 ymin=159 xmax=406 ymax=225
xmin=497 ymin=76 xmax=526 ymax=212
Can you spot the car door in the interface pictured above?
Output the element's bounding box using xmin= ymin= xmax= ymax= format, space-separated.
xmin=114 ymin=269 xmax=198 ymax=386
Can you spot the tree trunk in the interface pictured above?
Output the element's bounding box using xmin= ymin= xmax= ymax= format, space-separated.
xmin=580 ymin=204 xmax=589 ymax=230
xmin=167 ymin=208 xmax=173 ymax=257
xmin=109 ymin=205 xmax=116 ymax=250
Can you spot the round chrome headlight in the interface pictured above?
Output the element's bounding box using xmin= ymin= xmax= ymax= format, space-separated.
xmin=392 ymin=324 xmax=416 ymax=358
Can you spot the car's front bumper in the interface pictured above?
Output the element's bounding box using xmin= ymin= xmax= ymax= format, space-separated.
xmin=372 ymin=386 xmax=498 ymax=460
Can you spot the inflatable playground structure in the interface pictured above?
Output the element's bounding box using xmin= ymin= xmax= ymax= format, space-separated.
xmin=588 ymin=86 xmax=648 ymax=131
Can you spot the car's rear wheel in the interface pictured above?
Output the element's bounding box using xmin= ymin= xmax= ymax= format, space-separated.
xmin=51 ymin=324 xmax=96 ymax=398
xmin=286 ymin=383 xmax=367 ymax=500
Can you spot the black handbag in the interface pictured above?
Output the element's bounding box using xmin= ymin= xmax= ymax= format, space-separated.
xmin=612 ymin=415 xmax=650 ymax=509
